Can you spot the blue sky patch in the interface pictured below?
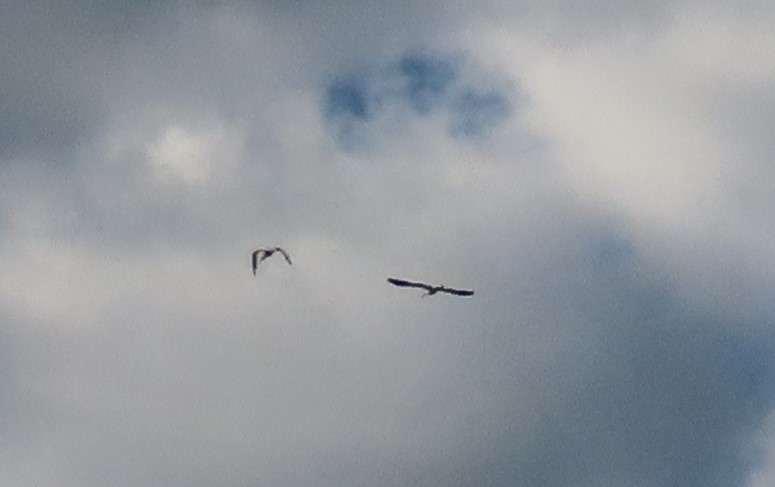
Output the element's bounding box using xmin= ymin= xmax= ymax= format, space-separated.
xmin=322 ymin=52 xmax=512 ymax=150
xmin=323 ymin=77 xmax=374 ymax=150
xmin=325 ymin=78 xmax=371 ymax=121
xmin=398 ymin=54 xmax=456 ymax=114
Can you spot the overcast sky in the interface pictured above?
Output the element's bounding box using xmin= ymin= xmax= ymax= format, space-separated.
xmin=2 ymin=1 xmax=775 ymax=485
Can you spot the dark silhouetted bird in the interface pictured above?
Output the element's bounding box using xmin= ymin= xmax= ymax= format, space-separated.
xmin=387 ymin=277 xmax=474 ymax=297
xmin=252 ymin=247 xmax=292 ymax=274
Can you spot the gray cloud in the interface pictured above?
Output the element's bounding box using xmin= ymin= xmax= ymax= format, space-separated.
xmin=2 ymin=1 xmax=775 ymax=486
xmin=0 ymin=0 xmax=181 ymax=159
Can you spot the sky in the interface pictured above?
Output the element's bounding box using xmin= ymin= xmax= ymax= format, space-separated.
xmin=2 ymin=0 xmax=775 ymax=485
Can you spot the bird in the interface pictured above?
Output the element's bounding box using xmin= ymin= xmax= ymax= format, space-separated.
xmin=252 ymin=247 xmax=292 ymax=274
xmin=387 ymin=277 xmax=474 ymax=297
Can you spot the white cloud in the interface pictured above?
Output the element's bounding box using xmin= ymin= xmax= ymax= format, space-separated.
xmin=664 ymin=5 xmax=775 ymax=86
xmin=147 ymin=125 xmax=216 ymax=185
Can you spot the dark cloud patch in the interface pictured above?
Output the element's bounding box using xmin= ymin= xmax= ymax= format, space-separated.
xmin=427 ymin=208 xmax=775 ymax=486
xmin=0 ymin=38 xmax=97 ymax=160
xmin=589 ymin=234 xmax=636 ymax=272
xmin=440 ymin=242 xmax=775 ymax=487
xmin=451 ymin=336 xmax=770 ymax=486
xmin=0 ymin=87 xmax=94 ymax=161
xmin=561 ymin=235 xmax=775 ymax=487
xmin=0 ymin=0 xmax=185 ymax=161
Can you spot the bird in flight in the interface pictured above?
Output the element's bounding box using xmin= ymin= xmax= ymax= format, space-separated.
xmin=252 ymin=247 xmax=292 ymax=274
xmin=387 ymin=277 xmax=474 ymax=297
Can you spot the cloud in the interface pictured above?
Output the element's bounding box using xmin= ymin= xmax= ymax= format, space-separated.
xmin=2 ymin=1 xmax=775 ymax=486
xmin=449 ymin=89 xmax=511 ymax=137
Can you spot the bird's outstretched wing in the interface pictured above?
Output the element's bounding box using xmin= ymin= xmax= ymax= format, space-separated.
xmin=251 ymin=249 xmax=263 ymax=275
xmin=387 ymin=277 xmax=433 ymax=291
xmin=275 ymin=247 xmax=292 ymax=265
xmin=440 ymin=287 xmax=474 ymax=297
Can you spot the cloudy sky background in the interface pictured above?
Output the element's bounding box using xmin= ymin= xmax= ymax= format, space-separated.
xmin=2 ymin=0 xmax=775 ymax=485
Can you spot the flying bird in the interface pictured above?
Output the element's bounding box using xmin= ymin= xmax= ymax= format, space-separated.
xmin=252 ymin=247 xmax=292 ymax=274
xmin=387 ymin=277 xmax=474 ymax=297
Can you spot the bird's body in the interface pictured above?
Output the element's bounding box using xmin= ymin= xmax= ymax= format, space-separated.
xmin=252 ymin=247 xmax=292 ymax=274
xmin=387 ymin=277 xmax=474 ymax=297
